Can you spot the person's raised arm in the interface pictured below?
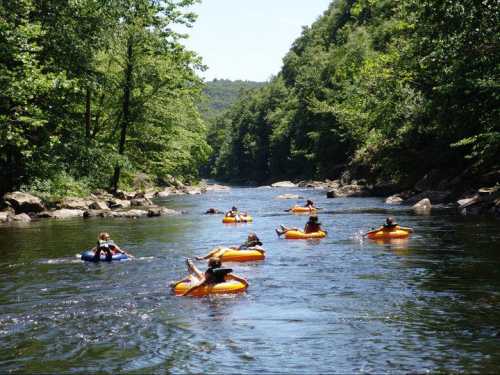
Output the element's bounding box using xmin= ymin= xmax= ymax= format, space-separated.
xmin=398 ymin=226 xmax=414 ymax=233
xmin=364 ymin=226 xmax=384 ymax=236
xmin=226 ymin=274 xmax=249 ymax=287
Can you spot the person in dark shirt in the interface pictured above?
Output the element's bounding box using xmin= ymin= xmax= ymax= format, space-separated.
xmin=276 ymin=215 xmax=326 ymax=236
xmin=304 ymin=199 xmax=315 ymax=208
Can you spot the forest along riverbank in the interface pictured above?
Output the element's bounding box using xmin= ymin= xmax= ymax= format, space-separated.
xmin=0 ymin=181 xmax=230 ymax=224
xmin=0 ymin=186 xmax=499 ymax=373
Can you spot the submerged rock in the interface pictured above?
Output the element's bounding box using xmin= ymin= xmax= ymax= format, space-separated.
xmin=147 ymin=207 xmax=181 ymax=217
xmin=276 ymin=194 xmax=302 ymax=200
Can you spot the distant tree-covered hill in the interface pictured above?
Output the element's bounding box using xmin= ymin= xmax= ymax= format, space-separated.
xmin=200 ymin=79 xmax=266 ymax=120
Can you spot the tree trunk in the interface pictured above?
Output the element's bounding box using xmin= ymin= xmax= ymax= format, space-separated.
xmin=112 ymin=37 xmax=133 ymax=193
xmin=85 ymin=86 xmax=91 ymax=140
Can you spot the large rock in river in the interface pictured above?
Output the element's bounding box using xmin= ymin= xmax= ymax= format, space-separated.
xmin=3 ymin=192 xmax=45 ymax=213
xmin=385 ymin=194 xmax=403 ymax=205
xmin=413 ymin=198 xmax=432 ymax=212
xmin=271 ymin=181 xmax=296 ymax=188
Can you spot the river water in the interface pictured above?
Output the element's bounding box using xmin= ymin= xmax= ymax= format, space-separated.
xmin=0 ymin=186 xmax=499 ymax=373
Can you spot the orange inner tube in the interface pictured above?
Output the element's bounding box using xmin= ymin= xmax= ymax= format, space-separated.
xmin=290 ymin=206 xmax=317 ymax=213
xmin=284 ymin=230 xmax=327 ymax=239
xmin=222 ymin=215 xmax=253 ymax=223
xmin=218 ymin=248 xmax=265 ymax=262
xmin=173 ymin=275 xmax=248 ymax=297
xmin=367 ymin=228 xmax=410 ymax=240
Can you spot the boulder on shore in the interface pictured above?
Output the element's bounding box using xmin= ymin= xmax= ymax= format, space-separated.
xmin=57 ymin=197 xmax=93 ymax=210
xmin=114 ymin=190 xmax=136 ymax=200
xmin=457 ymin=185 xmax=500 ymax=216
xmin=3 ymin=192 xmax=45 ymax=213
xmin=327 ymin=184 xmax=370 ymax=198
xmin=130 ymin=197 xmax=153 ymax=207
xmin=271 ymin=181 xmax=296 ymax=188
xmin=0 ymin=212 xmax=10 ymax=223
xmin=406 ymin=190 xmax=451 ymax=205
xmin=12 ymin=213 xmax=31 ymax=222
xmin=108 ymin=199 xmax=131 ymax=209
xmin=155 ymin=188 xmax=172 ymax=198
xmin=89 ymin=200 xmax=109 ymax=210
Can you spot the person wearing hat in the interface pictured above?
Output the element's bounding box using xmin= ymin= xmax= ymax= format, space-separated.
xmin=276 ymin=215 xmax=326 ymax=236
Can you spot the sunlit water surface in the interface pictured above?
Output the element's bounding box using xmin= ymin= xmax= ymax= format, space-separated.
xmin=1 ymin=186 xmax=499 ymax=373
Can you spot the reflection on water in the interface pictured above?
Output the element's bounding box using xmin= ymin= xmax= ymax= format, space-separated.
xmin=0 ymin=187 xmax=499 ymax=373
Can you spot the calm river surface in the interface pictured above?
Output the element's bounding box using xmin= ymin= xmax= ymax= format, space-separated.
xmin=1 ymin=186 xmax=499 ymax=373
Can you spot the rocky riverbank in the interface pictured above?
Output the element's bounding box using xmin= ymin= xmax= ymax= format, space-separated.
xmin=268 ymin=177 xmax=500 ymax=217
xmin=0 ymin=181 xmax=231 ymax=224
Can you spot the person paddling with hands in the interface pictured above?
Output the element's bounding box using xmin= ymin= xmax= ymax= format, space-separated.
xmin=91 ymin=232 xmax=134 ymax=261
xmin=364 ymin=217 xmax=413 ymax=237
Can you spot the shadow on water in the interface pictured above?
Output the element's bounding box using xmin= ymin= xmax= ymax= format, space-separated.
xmin=0 ymin=187 xmax=499 ymax=373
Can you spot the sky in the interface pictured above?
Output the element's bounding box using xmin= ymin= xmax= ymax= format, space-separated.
xmin=180 ymin=0 xmax=332 ymax=82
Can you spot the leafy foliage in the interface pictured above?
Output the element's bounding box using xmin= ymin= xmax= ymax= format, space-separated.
xmin=0 ymin=0 xmax=210 ymax=196
xmin=208 ymin=0 xmax=499 ymax=186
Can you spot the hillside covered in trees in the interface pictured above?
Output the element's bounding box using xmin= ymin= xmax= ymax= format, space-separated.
xmin=0 ymin=0 xmax=209 ymax=197
xmin=200 ymin=79 xmax=266 ymax=121
xmin=208 ymin=0 xmax=499 ymax=190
